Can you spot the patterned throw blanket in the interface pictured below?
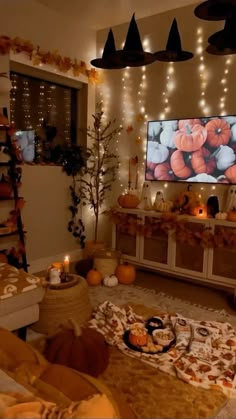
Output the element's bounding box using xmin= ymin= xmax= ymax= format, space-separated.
xmin=89 ymin=301 xmax=236 ymax=397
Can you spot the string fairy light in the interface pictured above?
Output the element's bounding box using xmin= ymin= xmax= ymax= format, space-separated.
xmin=196 ymin=27 xmax=211 ymax=116
xmin=159 ymin=61 xmax=176 ymax=121
xmin=218 ymin=56 xmax=234 ymax=116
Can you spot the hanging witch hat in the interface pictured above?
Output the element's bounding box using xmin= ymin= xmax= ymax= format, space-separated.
xmin=90 ymin=29 xmax=125 ymax=69
xmin=194 ymin=0 xmax=236 ymax=21
xmin=116 ymin=14 xmax=156 ymax=67
xmin=206 ymin=10 xmax=236 ymax=54
xmin=155 ymin=18 xmax=194 ymax=62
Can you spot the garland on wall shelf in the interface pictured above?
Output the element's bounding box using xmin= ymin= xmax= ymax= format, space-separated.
xmin=0 ymin=35 xmax=101 ymax=84
xmin=107 ymin=208 xmax=236 ymax=248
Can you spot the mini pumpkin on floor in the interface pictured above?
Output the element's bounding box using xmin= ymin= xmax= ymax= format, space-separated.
xmin=44 ymin=319 xmax=109 ymax=378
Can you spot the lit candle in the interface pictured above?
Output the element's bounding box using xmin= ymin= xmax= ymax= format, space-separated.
xmin=64 ymin=255 xmax=70 ymax=273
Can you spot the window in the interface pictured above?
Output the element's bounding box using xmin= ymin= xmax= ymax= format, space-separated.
xmin=9 ymin=65 xmax=85 ymax=164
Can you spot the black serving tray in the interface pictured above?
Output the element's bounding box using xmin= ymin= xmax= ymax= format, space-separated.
xmin=123 ymin=329 xmax=175 ymax=355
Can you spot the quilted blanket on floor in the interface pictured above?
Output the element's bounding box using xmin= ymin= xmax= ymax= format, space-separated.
xmin=88 ymin=301 xmax=236 ymax=397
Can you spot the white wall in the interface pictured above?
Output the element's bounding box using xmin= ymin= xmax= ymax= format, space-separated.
xmin=0 ymin=0 xmax=97 ymax=272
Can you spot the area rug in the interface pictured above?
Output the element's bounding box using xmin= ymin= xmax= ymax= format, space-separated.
xmin=88 ymin=285 xmax=236 ymax=419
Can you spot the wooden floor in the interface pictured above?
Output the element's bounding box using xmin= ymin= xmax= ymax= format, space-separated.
xmin=134 ymin=267 xmax=236 ymax=315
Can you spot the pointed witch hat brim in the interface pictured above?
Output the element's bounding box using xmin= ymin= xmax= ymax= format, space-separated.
xmin=115 ymin=13 xmax=156 ymax=67
xmin=154 ymin=18 xmax=194 ymax=62
xmin=194 ymin=0 xmax=236 ymax=21
xmin=90 ymin=29 xmax=126 ymax=69
xmin=206 ymin=11 xmax=236 ymax=55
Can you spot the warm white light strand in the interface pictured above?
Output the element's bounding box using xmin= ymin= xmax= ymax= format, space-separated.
xmin=218 ymin=56 xmax=234 ymax=116
xmin=159 ymin=61 xmax=176 ymax=121
xmin=196 ymin=27 xmax=211 ymax=115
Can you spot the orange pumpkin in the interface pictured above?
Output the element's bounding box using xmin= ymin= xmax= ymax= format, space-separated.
xmin=174 ymin=124 xmax=207 ymax=152
xmin=86 ymin=268 xmax=103 ymax=286
xmin=225 ymin=165 xmax=236 ymax=183
xmin=118 ymin=193 xmax=140 ymax=209
xmin=191 ymin=147 xmax=216 ymax=175
xmin=129 ymin=330 xmax=148 ymax=347
xmin=190 ymin=203 xmax=207 ymax=218
xmin=170 ymin=150 xmax=192 ymax=179
xmin=206 ymin=118 xmax=231 ymax=148
xmin=154 ymin=162 xmax=175 ymax=180
xmin=115 ymin=262 xmax=136 ymax=284
xmin=227 ymin=210 xmax=236 ymax=222
xmin=178 ymin=118 xmax=202 ymax=130
xmin=44 ymin=324 xmax=109 ymax=377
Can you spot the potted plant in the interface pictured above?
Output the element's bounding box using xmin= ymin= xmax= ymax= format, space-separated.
xmin=79 ymin=103 xmax=122 ymax=255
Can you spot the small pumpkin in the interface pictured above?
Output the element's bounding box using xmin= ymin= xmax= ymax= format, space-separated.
xmin=231 ymin=123 xmax=236 ymax=142
xmin=225 ymin=165 xmax=236 ymax=183
xmin=174 ymin=124 xmax=207 ymax=152
xmin=187 ymin=173 xmax=217 ymax=183
xmin=189 ymin=203 xmax=207 ymax=218
xmin=215 ymin=145 xmax=235 ymax=171
xmin=161 ymin=119 xmax=178 ymax=130
xmin=154 ymin=200 xmax=173 ymax=212
xmin=191 ymin=147 xmax=216 ymax=175
xmin=147 ymin=141 xmax=169 ymax=164
xmin=206 ymin=118 xmax=231 ymax=148
xmin=160 ymin=127 xmax=176 ymax=149
xmin=225 ymin=116 xmax=236 ymax=126
xmin=170 ymin=150 xmax=192 ymax=179
xmin=118 ymin=193 xmax=140 ymax=209
xmin=115 ymin=262 xmax=136 ymax=285
xmin=215 ymin=212 xmax=228 ymax=220
xmin=103 ymin=274 xmax=118 ymax=287
xmin=227 ymin=209 xmax=236 ymax=222
xmin=154 ymin=163 xmax=175 ymax=180
xmin=178 ymin=118 xmax=202 ymax=130
xmin=86 ymin=268 xmax=103 ymax=286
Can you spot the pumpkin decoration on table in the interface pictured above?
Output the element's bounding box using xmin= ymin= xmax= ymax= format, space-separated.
xmin=118 ymin=193 xmax=140 ymax=209
xmin=189 ymin=203 xmax=208 ymax=218
xmin=170 ymin=150 xmax=192 ymax=179
xmin=115 ymin=262 xmax=136 ymax=285
xmin=44 ymin=319 xmax=109 ymax=377
xmin=190 ymin=147 xmax=216 ymax=175
xmin=103 ymin=274 xmax=118 ymax=287
xmin=173 ymin=188 xmax=201 ymax=215
xmin=215 ymin=212 xmax=228 ymax=220
xmin=205 ymin=118 xmax=231 ymax=148
xmin=227 ymin=208 xmax=236 ymax=222
xmin=174 ymin=123 xmax=207 ymax=152
xmin=154 ymin=199 xmax=173 ymax=213
xmin=225 ymin=165 xmax=236 ymax=183
xmin=86 ymin=268 xmax=103 ymax=286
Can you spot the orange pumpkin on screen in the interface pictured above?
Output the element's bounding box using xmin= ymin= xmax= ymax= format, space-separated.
xmin=86 ymin=269 xmax=103 ymax=286
xmin=154 ymin=162 xmax=175 ymax=180
xmin=115 ymin=262 xmax=136 ymax=284
xmin=191 ymin=147 xmax=216 ymax=175
xmin=178 ymin=118 xmax=202 ymax=129
xmin=174 ymin=124 xmax=207 ymax=152
xmin=225 ymin=165 xmax=236 ymax=183
xmin=170 ymin=150 xmax=192 ymax=179
xmin=118 ymin=193 xmax=140 ymax=209
xmin=206 ymin=118 xmax=231 ymax=147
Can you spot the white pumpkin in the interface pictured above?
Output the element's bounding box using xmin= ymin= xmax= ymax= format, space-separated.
xmin=148 ymin=121 xmax=162 ymax=139
xmin=103 ymin=275 xmax=118 ymax=287
xmin=225 ymin=116 xmax=236 ymax=126
xmin=147 ymin=142 xmax=169 ymax=164
xmin=154 ymin=200 xmax=173 ymax=212
xmin=186 ymin=174 xmax=217 ymax=183
xmin=160 ymin=127 xmax=176 ymax=149
xmin=161 ymin=120 xmax=178 ymax=130
xmin=231 ymin=123 xmax=236 ymax=142
xmin=215 ymin=145 xmax=235 ymax=171
xmin=215 ymin=212 xmax=227 ymax=220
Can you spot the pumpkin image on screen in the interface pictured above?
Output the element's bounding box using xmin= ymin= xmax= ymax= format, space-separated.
xmin=191 ymin=147 xmax=216 ymax=175
xmin=174 ymin=124 xmax=207 ymax=152
xmin=118 ymin=193 xmax=140 ymax=209
xmin=154 ymin=162 xmax=175 ymax=180
xmin=225 ymin=165 xmax=236 ymax=183
xmin=206 ymin=118 xmax=231 ymax=148
xmin=170 ymin=150 xmax=192 ymax=179
xmin=178 ymin=118 xmax=202 ymax=130
xmin=115 ymin=262 xmax=136 ymax=284
xmin=86 ymin=269 xmax=103 ymax=286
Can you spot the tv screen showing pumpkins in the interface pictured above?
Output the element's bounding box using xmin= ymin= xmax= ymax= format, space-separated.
xmin=145 ymin=115 xmax=236 ymax=184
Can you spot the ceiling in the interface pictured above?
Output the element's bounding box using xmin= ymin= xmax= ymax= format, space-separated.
xmin=37 ymin=0 xmax=199 ymax=30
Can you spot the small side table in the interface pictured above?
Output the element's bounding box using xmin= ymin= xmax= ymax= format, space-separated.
xmin=31 ymin=274 xmax=92 ymax=335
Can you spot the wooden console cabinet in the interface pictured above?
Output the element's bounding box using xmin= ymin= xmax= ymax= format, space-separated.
xmin=112 ymin=208 xmax=236 ymax=292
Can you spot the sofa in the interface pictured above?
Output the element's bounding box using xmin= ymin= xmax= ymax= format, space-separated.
xmin=0 ymin=327 xmax=136 ymax=418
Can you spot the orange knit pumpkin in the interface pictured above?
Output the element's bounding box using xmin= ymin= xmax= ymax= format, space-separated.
xmin=174 ymin=124 xmax=207 ymax=152
xmin=115 ymin=262 xmax=136 ymax=284
xmin=44 ymin=325 xmax=109 ymax=377
xmin=154 ymin=162 xmax=175 ymax=180
xmin=178 ymin=118 xmax=202 ymax=130
xmin=86 ymin=269 xmax=103 ymax=286
xmin=191 ymin=147 xmax=216 ymax=175
xmin=227 ymin=210 xmax=236 ymax=222
xmin=170 ymin=150 xmax=192 ymax=179
xmin=225 ymin=165 xmax=236 ymax=183
xmin=118 ymin=193 xmax=140 ymax=209
xmin=206 ymin=118 xmax=231 ymax=148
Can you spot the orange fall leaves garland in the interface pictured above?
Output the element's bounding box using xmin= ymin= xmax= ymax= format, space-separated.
xmin=107 ymin=209 xmax=236 ymax=248
xmin=0 ymin=35 xmax=101 ymax=84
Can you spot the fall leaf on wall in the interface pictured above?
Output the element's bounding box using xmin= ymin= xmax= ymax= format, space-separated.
xmin=126 ymin=125 xmax=134 ymax=134
xmin=135 ymin=136 xmax=142 ymax=144
xmin=136 ymin=113 xmax=145 ymax=122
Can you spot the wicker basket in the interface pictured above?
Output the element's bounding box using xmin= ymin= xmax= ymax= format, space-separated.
xmin=93 ymin=249 xmax=121 ymax=278
xmin=32 ymin=275 xmax=92 ymax=335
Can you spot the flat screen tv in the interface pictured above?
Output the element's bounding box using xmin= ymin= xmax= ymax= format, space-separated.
xmin=145 ymin=115 xmax=236 ymax=184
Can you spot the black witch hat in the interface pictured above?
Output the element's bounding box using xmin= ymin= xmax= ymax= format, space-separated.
xmin=154 ymin=18 xmax=194 ymax=62
xmin=116 ymin=14 xmax=156 ymax=67
xmin=206 ymin=10 xmax=236 ymax=54
xmin=194 ymin=0 xmax=236 ymax=21
xmin=90 ymin=29 xmax=125 ymax=69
